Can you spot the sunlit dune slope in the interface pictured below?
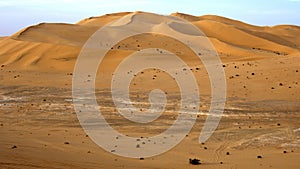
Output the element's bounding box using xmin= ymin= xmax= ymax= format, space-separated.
xmin=0 ymin=11 xmax=299 ymax=71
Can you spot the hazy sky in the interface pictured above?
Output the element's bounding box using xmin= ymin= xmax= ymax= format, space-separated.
xmin=0 ymin=0 xmax=299 ymax=36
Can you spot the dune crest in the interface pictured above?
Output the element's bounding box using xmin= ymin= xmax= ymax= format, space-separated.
xmin=77 ymin=12 xmax=132 ymax=27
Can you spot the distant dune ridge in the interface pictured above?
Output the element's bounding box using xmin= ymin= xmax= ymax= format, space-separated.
xmin=0 ymin=11 xmax=299 ymax=71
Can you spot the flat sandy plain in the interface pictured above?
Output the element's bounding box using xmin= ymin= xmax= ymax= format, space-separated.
xmin=0 ymin=12 xmax=299 ymax=169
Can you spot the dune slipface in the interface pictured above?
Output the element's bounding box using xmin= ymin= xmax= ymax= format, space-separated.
xmin=0 ymin=12 xmax=299 ymax=169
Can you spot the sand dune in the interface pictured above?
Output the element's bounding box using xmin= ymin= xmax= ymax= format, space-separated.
xmin=0 ymin=12 xmax=299 ymax=70
xmin=11 ymin=23 xmax=98 ymax=46
xmin=0 ymin=12 xmax=299 ymax=169
xmin=194 ymin=20 xmax=296 ymax=53
xmin=77 ymin=12 xmax=131 ymax=26
xmin=0 ymin=38 xmax=80 ymax=70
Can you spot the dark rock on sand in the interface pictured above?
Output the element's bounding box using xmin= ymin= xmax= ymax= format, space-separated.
xmin=189 ymin=158 xmax=201 ymax=165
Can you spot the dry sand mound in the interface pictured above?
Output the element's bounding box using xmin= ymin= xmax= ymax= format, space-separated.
xmin=11 ymin=23 xmax=98 ymax=46
xmin=0 ymin=11 xmax=299 ymax=71
xmin=77 ymin=12 xmax=132 ymax=26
